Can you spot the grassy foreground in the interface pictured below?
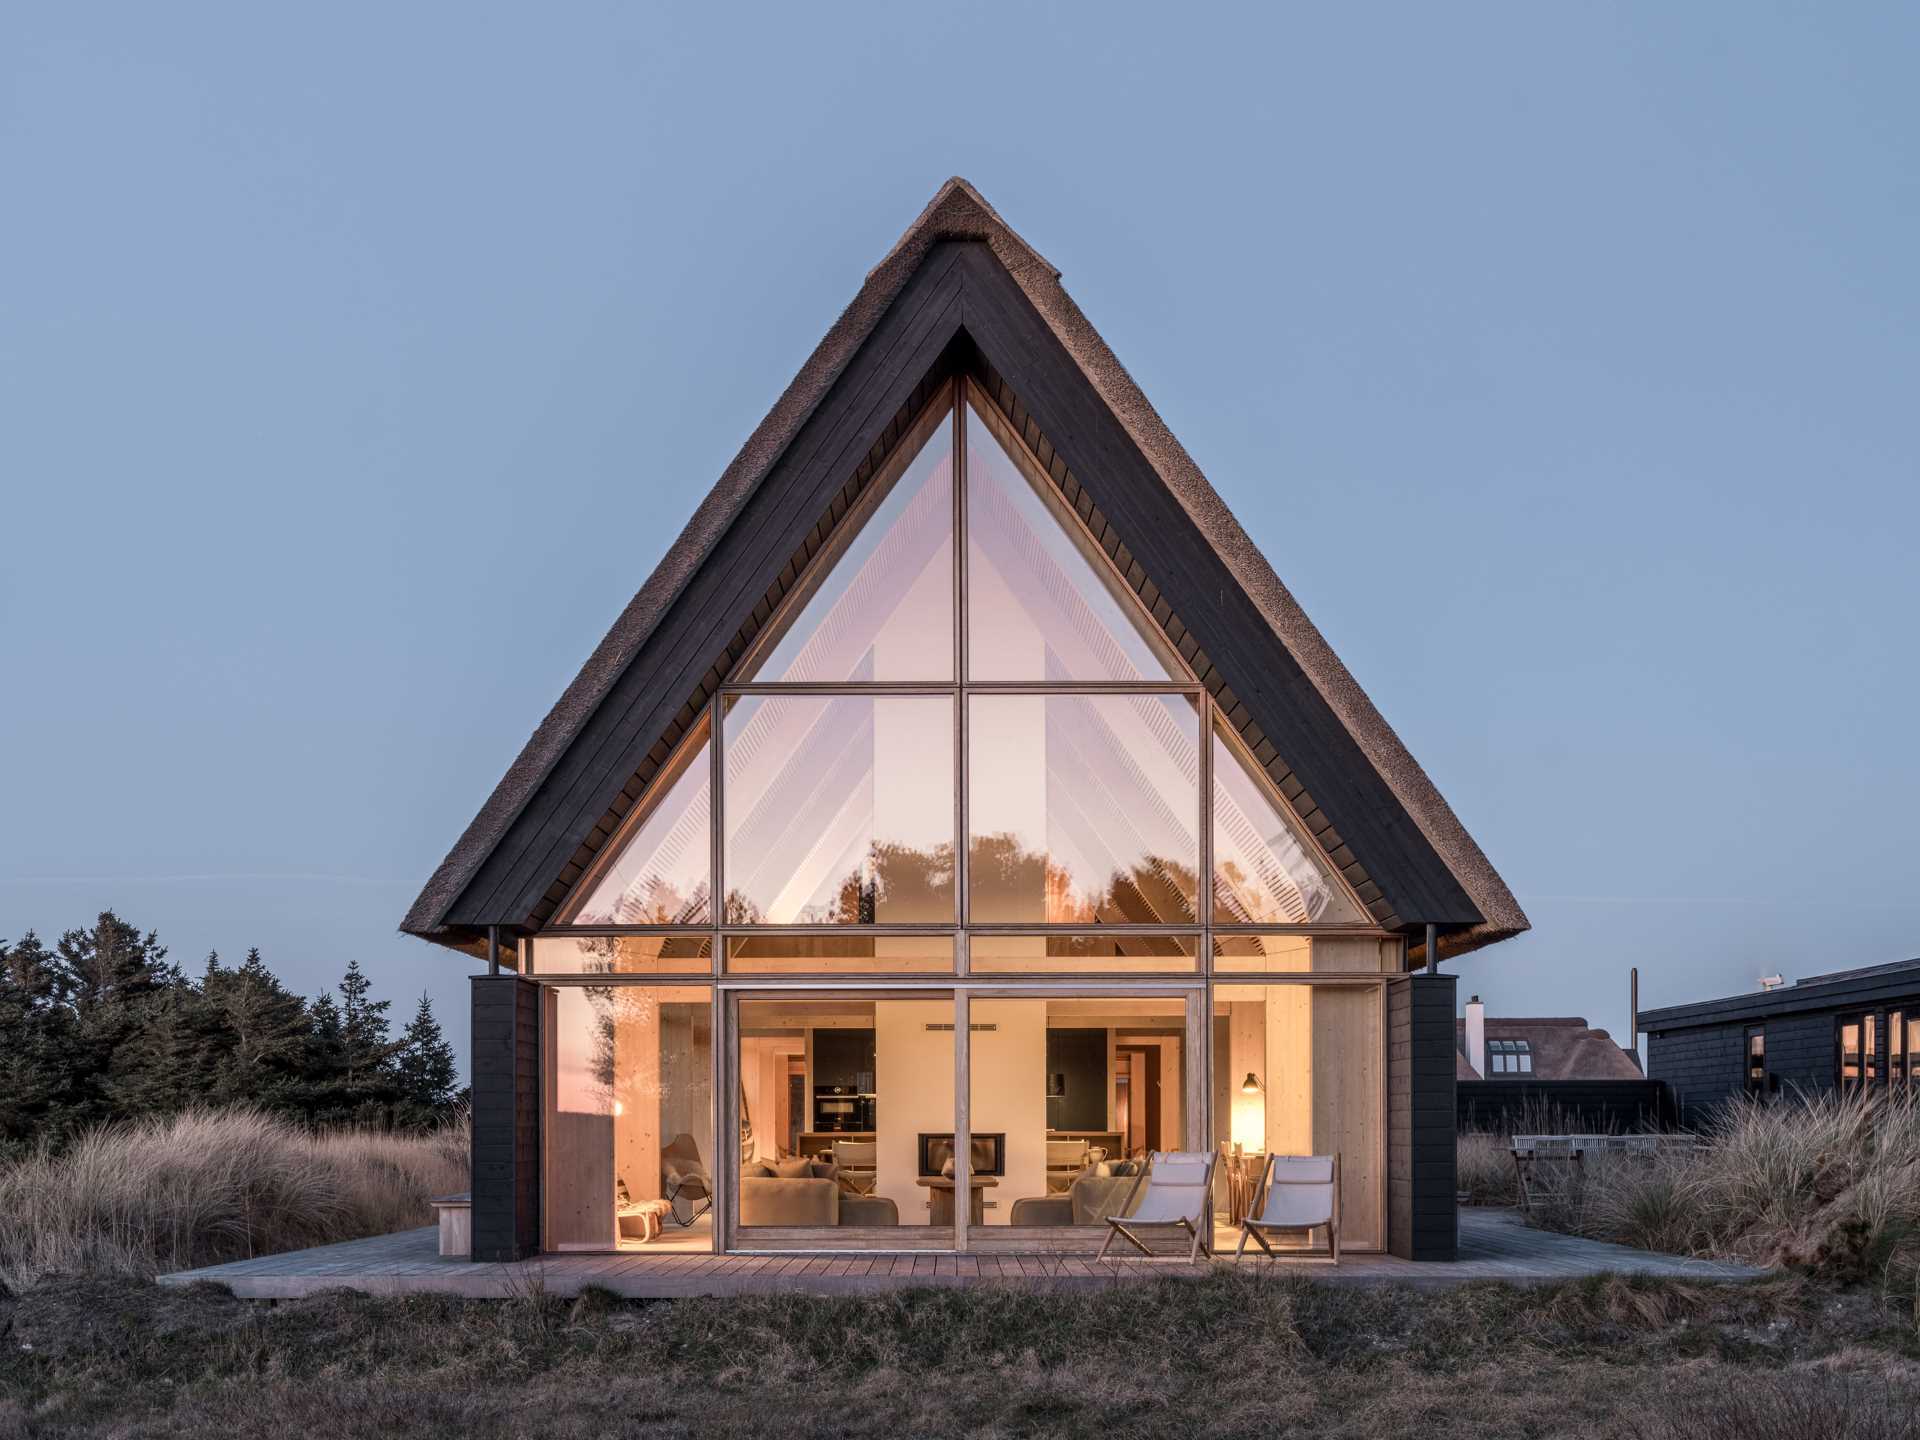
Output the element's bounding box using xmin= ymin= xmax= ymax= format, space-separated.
xmin=3 ymin=1270 xmax=1918 ymax=1439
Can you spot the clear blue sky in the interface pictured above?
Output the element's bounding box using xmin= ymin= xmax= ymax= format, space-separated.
xmin=4 ymin=5 xmax=1916 ymax=1070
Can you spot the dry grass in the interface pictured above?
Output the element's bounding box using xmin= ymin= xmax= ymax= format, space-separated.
xmin=1456 ymin=1131 xmax=1519 ymax=1205
xmin=0 ymin=1108 xmax=467 ymax=1290
xmin=1457 ymin=1093 xmax=1611 ymax=1206
xmin=1531 ymin=1091 xmax=1920 ymax=1300
xmin=1 ymin=1269 xmax=1916 ymax=1438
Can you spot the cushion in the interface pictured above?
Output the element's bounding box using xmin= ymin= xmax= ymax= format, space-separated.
xmin=766 ymin=1156 xmax=814 ymax=1180
xmin=741 ymin=1162 xmax=773 ymax=1180
xmin=808 ymin=1160 xmax=839 ymax=1181
xmin=838 ymin=1193 xmax=900 ymax=1226
xmin=738 ymin=1176 xmax=838 ymax=1226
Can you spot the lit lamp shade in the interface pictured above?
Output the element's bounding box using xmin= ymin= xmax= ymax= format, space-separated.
xmin=1240 ymin=1072 xmax=1262 ymax=1095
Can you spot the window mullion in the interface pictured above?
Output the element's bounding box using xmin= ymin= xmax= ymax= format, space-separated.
xmin=955 ymin=384 xmax=970 ymax=967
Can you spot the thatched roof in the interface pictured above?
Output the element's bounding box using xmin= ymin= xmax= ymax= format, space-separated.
xmin=1458 ymin=1017 xmax=1643 ymax=1081
xmin=402 ymin=179 xmax=1528 ymax=960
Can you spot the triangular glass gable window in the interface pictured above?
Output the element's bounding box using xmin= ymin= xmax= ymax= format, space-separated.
xmin=1211 ymin=717 xmax=1368 ymax=925
xmin=563 ymin=723 xmax=712 ymax=925
xmin=738 ymin=400 xmax=954 ymax=683
xmin=965 ymin=400 xmax=1184 ymax=683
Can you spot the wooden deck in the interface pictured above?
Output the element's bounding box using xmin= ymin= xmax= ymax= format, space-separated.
xmin=157 ymin=1209 xmax=1766 ymax=1299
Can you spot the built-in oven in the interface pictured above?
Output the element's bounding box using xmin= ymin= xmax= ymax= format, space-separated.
xmin=813 ymin=1085 xmax=875 ymax=1132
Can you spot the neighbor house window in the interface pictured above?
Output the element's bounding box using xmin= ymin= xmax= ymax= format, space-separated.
xmin=1487 ymin=1039 xmax=1532 ymax=1075
xmin=1745 ymin=1026 xmax=1767 ymax=1096
xmin=1840 ymin=1019 xmax=1863 ymax=1088
xmin=1892 ymin=1011 xmax=1908 ymax=1092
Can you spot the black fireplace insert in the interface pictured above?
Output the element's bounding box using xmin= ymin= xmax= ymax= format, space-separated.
xmin=918 ymin=1132 xmax=1006 ymax=1177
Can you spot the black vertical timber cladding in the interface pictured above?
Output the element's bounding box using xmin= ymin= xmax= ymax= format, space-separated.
xmin=1389 ymin=973 xmax=1457 ymax=1261
xmin=1649 ymin=1013 xmax=1840 ymax=1128
xmin=1646 ymin=1025 xmax=1750 ymax=1130
xmin=472 ymin=975 xmax=541 ymax=1261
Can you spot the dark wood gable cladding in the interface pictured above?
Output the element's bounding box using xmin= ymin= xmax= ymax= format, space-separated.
xmin=444 ymin=240 xmax=1478 ymax=934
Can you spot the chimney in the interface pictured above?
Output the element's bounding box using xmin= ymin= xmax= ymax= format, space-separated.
xmin=1465 ymin=995 xmax=1486 ymax=1079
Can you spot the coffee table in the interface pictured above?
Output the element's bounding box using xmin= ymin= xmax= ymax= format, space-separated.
xmin=913 ymin=1176 xmax=1000 ymax=1226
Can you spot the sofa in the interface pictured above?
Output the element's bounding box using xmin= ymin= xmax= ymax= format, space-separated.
xmin=1008 ymin=1171 xmax=1143 ymax=1226
xmin=739 ymin=1158 xmax=900 ymax=1226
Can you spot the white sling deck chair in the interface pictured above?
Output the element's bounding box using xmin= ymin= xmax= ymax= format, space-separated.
xmin=1235 ymin=1154 xmax=1340 ymax=1263
xmin=1095 ymin=1150 xmax=1218 ymax=1262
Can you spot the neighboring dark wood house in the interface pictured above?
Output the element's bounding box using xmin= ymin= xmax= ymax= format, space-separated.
xmin=1640 ymin=959 xmax=1920 ymax=1127
xmin=402 ymin=178 xmax=1527 ymax=1267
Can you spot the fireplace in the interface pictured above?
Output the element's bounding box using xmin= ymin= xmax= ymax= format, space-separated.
xmin=917 ymin=1132 xmax=1006 ymax=1178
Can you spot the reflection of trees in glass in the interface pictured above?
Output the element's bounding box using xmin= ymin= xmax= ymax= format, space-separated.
xmin=585 ymin=986 xmax=618 ymax=1103
xmin=968 ymin=832 xmax=1196 ymax=924
xmin=1213 ymin=857 xmax=1328 ymax=925
xmin=724 ymin=840 xmax=953 ymax=925
xmin=567 ymin=935 xmax=710 ymax=974
xmin=603 ymin=876 xmax=709 ymax=927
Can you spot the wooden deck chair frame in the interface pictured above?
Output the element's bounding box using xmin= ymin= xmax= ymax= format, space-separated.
xmin=1095 ymin=1150 xmax=1219 ymax=1263
xmin=1235 ymin=1153 xmax=1340 ymax=1263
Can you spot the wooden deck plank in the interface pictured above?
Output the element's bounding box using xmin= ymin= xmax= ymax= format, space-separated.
xmin=154 ymin=1212 xmax=1770 ymax=1301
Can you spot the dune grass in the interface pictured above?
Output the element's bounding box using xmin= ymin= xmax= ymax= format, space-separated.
xmin=1455 ymin=1130 xmax=1518 ymax=1205
xmin=0 ymin=1108 xmax=467 ymax=1291
xmin=1526 ymin=1091 xmax=1920 ymax=1306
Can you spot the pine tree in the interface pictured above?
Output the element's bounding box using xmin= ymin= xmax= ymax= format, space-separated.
xmin=394 ymin=992 xmax=459 ymax=1119
xmin=56 ymin=911 xmax=171 ymax=1011
xmin=104 ymin=966 xmax=218 ymax=1117
xmin=300 ymin=990 xmax=350 ymax=1118
xmin=202 ymin=947 xmax=312 ymax=1108
xmin=336 ymin=959 xmax=404 ymax=1116
xmin=54 ymin=913 xmax=184 ymax=1127
xmin=0 ymin=932 xmax=78 ymax=1150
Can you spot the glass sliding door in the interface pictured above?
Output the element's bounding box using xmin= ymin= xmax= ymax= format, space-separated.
xmin=1211 ymin=981 xmax=1385 ymax=1252
xmin=542 ymin=985 xmax=715 ymax=1252
xmin=733 ymin=994 xmax=955 ymax=1247
xmin=965 ymin=994 xmax=1193 ymax=1249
